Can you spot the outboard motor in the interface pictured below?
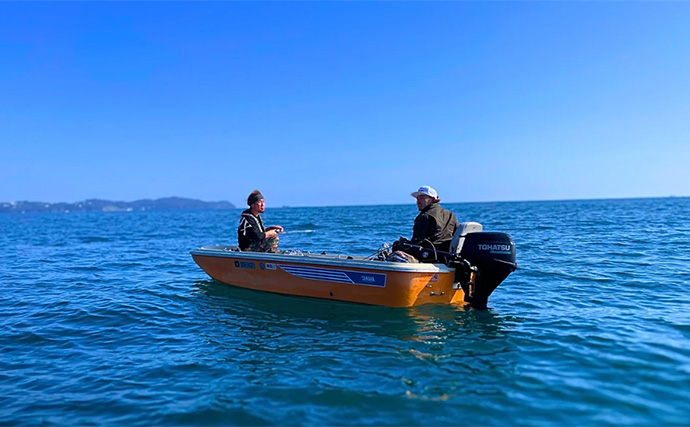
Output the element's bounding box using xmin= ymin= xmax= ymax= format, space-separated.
xmin=447 ymin=231 xmax=517 ymax=308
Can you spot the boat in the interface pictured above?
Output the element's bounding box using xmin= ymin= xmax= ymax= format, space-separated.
xmin=191 ymin=222 xmax=517 ymax=308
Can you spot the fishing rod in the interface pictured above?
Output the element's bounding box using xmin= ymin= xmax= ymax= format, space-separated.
xmin=276 ymin=230 xmax=315 ymax=235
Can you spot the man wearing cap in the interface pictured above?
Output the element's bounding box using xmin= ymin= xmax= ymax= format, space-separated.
xmin=393 ymin=186 xmax=458 ymax=261
xmin=237 ymin=190 xmax=284 ymax=252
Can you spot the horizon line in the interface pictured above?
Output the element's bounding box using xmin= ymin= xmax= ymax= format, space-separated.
xmin=2 ymin=194 xmax=686 ymax=210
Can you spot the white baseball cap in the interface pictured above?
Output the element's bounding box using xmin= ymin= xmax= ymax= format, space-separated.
xmin=411 ymin=186 xmax=438 ymax=199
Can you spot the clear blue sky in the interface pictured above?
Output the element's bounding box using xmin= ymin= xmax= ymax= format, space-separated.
xmin=1 ymin=2 xmax=689 ymax=207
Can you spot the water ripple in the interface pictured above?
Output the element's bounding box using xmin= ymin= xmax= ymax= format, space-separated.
xmin=1 ymin=199 xmax=690 ymax=425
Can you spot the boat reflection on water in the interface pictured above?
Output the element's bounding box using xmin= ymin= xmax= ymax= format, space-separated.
xmin=193 ymin=279 xmax=520 ymax=404
xmin=193 ymin=279 xmax=516 ymax=344
xmin=401 ymin=303 xmax=514 ymax=343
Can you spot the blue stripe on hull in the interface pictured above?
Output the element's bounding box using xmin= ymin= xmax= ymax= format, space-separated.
xmin=279 ymin=265 xmax=386 ymax=287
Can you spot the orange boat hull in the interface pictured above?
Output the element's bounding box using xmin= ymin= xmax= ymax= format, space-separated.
xmin=191 ymin=247 xmax=467 ymax=308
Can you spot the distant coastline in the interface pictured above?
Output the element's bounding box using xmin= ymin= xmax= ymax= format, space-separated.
xmin=0 ymin=197 xmax=236 ymax=213
xmin=1 ymin=195 xmax=686 ymax=213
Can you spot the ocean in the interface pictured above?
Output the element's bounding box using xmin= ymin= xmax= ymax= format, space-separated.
xmin=1 ymin=198 xmax=689 ymax=426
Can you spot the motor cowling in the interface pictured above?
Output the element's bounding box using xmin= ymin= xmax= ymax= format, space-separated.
xmin=449 ymin=232 xmax=517 ymax=308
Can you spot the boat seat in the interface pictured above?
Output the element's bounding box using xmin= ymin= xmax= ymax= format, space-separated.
xmin=449 ymin=222 xmax=483 ymax=254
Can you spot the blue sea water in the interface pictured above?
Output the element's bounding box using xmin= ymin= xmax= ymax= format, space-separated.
xmin=1 ymin=198 xmax=689 ymax=426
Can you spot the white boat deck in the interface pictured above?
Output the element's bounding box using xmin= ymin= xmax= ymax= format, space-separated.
xmin=191 ymin=245 xmax=453 ymax=273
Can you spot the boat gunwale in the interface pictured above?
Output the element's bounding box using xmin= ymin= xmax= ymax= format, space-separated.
xmin=191 ymin=246 xmax=453 ymax=273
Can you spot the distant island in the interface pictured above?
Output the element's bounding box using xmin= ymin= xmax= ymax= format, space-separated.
xmin=0 ymin=197 xmax=236 ymax=213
